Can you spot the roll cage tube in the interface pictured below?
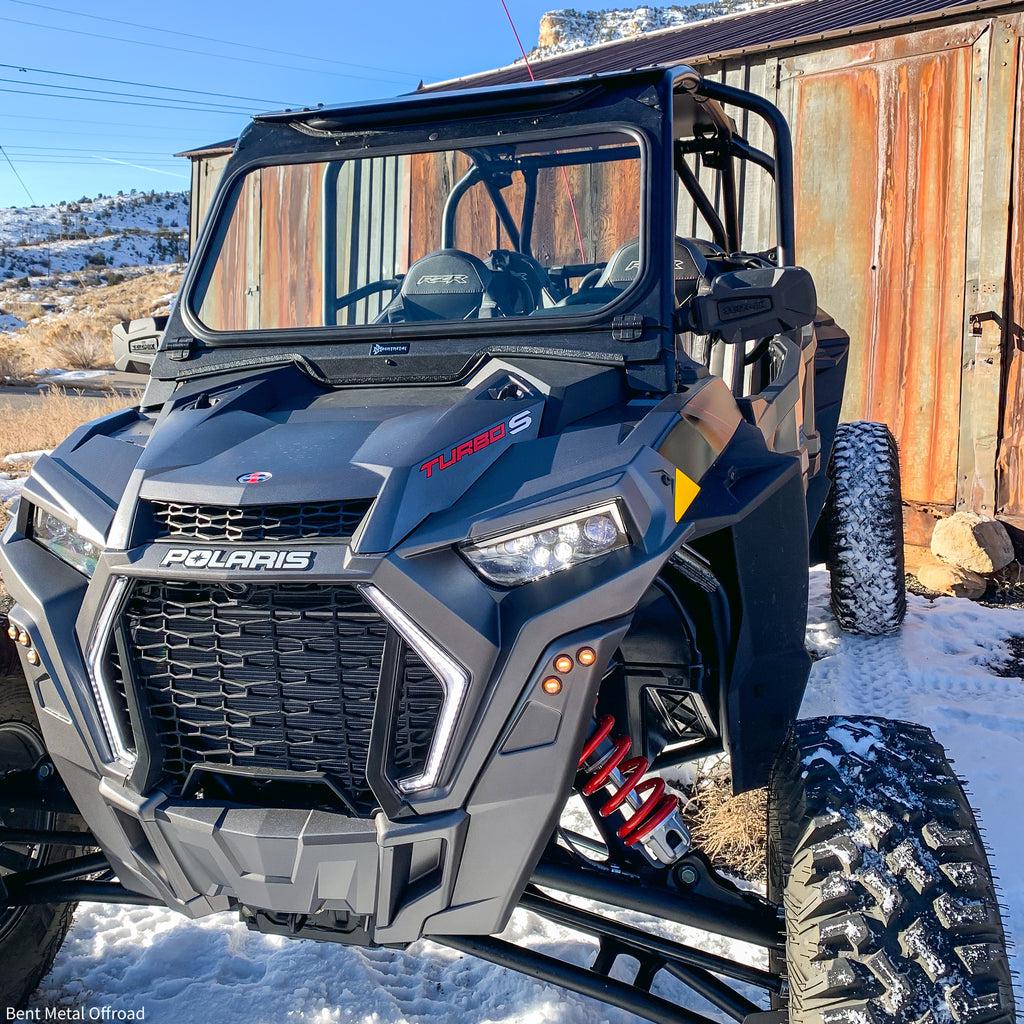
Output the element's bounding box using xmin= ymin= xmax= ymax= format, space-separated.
xmin=675 ymin=75 xmax=796 ymax=266
xmin=439 ymin=144 xmax=640 ymax=257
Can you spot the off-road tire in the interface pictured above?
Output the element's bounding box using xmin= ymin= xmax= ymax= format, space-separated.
xmin=0 ymin=672 xmax=76 ymax=1009
xmin=768 ymin=716 xmax=1015 ymax=1024
xmin=825 ymin=421 xmax=906 ymax=635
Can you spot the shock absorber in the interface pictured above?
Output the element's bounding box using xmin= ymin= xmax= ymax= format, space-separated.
xmin=577 ymin=714 xmax=690 ymax=864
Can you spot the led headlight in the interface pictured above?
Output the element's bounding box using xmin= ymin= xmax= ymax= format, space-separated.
xmin=462 ymin=502 xmax=629 ymax=586
xmin=31 ymin=506 xmax=101 ymax=577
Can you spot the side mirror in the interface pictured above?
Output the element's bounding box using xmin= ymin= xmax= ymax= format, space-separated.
xmin=684 ymin=265 xmax=817 ymax=344
xmin=112 ymin=315 xmax=167 ymax=375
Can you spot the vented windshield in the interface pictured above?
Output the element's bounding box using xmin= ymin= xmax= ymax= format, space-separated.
xmin=190 ymin=131 xmax=643 ymax=333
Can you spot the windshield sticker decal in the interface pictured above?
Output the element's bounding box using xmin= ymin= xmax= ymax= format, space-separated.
xmin=371 ymin=342 xmax=411 ymax=357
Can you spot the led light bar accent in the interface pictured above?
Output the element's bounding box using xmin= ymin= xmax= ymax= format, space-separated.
xmin=359 ymin=585 xmax=469 ymax=794
xmin=85 ymin=575 xmax=136 ymax=768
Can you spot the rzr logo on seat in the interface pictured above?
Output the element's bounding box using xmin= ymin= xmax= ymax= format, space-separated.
xmin=417 ymin=274 xmax=469 ymax=286
xmin=420 ymin=410 xmax=532 ymax=479
xmin=624 ymin=259 xmax=688 ymax=273
xmin=160 ymin=548 xmax=315 ymax=571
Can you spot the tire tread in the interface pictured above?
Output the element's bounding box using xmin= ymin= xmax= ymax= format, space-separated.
xmin=769 ymin=716 xmax=1015 ymax=1024
xmin=826 ymin=422 xmax=907 ymax=636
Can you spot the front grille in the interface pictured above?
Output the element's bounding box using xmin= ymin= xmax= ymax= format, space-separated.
xmin=148 ymin=499 xmax=373 ymax=543
xmin=117 ymin=580 xmax=442 ymax=813
xmin=391 ymin=644 xmax=446 ymax=783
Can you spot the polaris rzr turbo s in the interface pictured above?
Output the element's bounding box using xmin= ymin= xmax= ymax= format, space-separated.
xmin=0 ymin=67 xmax=1015 ymax=1022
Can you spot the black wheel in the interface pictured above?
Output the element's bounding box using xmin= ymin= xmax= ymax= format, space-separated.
xmin=825 ymin=421 xmax=906 ymax=635
xmin=0 ymin=672 xmax=76 ymax=1009
xmin=769 ymin=716 xmax=1015 ymax=1024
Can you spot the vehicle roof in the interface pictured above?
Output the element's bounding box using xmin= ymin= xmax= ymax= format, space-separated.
xmin=251 ymin=64 xmax=696 ymax=131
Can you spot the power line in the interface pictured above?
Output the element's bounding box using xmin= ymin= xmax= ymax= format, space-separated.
xmin=0 ymin=113 xmax=206 ymax=130
xmin=0 ymin=76 xmax=256 ymax=114
xmin=0 ymin=159 xmax=181 ymax=167
xmin=7 ymin=0 xmax=425 ymax=81
xmin=5 ymin=145 xmax=179 ymax=154
xmin=0 ymin=157 xmax=178 ymax=164
xmin=0 ymin=143 xmax=36 ymax=202
xmin=0 ymin=86 xmax=252 ymax=116
xmin=0 ymin=126 xmax=178 ymax=140
xmin=5 ymin=149 xmax=182 ymax=157
xmin=0 ymin=14 xmax=416 ymax=86
xmin=0 ymin=61 xmax=299 ymax=107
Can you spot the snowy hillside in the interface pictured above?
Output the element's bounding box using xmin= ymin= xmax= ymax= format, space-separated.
xmin=534 ymin=1 xmax=784 ymax=57
xmin=0 ymin=190 xmax=187 ymax=280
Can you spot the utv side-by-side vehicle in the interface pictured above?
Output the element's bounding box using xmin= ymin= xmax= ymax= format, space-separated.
xmin=0 ymin=68 xmax=1014 ymax=1022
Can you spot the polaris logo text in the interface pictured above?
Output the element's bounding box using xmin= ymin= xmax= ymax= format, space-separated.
xmin=160 ymin=548 xmax=315 ymax=571
xmin=419 ymin=410 xmax=532 ymax=479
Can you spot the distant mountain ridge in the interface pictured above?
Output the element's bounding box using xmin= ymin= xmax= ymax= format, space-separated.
xmin=532 ymin=1 xmax=784 ymax=57
xmin=0 ymin=190 xmax=187 ymax=281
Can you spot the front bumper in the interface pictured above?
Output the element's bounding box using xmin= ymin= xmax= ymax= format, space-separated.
xmin=0 ymin=465 xmax=678 ymax=942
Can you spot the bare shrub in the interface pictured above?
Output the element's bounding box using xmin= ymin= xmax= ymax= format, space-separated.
xmin=0 ymin=339 xmax=27 ymax=381
xmin=0 ymin=267 xmax=182 ymax=374
xmin=42 ymin=323 xmax=109 ymax=369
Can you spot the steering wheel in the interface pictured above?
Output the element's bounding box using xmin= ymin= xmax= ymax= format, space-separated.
xmin=488 ymin=250 xmax=563 ymax=306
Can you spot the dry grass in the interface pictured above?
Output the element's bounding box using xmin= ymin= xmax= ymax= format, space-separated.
xmin=0 ymin=338 xmax=28 ymax=381
xmin=684 ymin=763 xmax=767 ymax=882
xmin=38 ymin=323 xmax=109 ymax=370
xmin=0 ymin=389 xmax=137 ymax=471
xmin=2 ymin=267 xmax=181 ymax=373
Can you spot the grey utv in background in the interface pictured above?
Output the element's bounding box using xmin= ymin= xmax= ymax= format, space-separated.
xmin=111 ymin=316 xmax=164 ymax=374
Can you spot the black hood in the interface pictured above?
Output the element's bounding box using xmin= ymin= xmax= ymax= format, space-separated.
xmin=47 ymin=358 xmax=626 ymax=553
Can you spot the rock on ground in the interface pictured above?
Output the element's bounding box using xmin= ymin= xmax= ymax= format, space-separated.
xmin=930 ymin=511 xmax=1015 ymax=574
xmin=914 ymin=560 xmax=988 ymax=599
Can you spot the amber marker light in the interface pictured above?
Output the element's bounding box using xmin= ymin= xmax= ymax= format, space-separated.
xmin=542 ymin=676 xmax=563 ymax=695
xmin=26 ymin=649 xmax=40 ymax=667
xmin=6 ymin=624 xmax=16 ymax=640
xmin=554 ymin=654 xmax=574 ymax=674
xmin=17 ymin=631 xmax=30 ymax=647
xmin=577 ymin=647 xmax=597 ymax=667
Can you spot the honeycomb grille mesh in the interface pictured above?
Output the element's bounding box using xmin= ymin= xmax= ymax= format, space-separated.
xmin=148 ymin=500 xmax=373 ymax=543
xmin=120 ymin=580 xmax=441 ymax=812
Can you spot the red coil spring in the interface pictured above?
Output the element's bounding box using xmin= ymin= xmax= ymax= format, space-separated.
xmin=577 ymin=714 xmax=679 ymax=847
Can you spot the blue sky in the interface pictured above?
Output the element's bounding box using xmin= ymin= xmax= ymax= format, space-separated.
xmin=0 ymin=0 xmax=687 ymax=207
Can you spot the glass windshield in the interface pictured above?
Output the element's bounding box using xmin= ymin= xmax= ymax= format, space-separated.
xmin=191 ymin=131 xmax=642 ymax=333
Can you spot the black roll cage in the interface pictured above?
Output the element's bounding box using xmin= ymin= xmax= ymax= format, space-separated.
xmin=427 ymin=75 xmax=796 ymax=272
xmin=438 ymin=143 xmax=640 ymax=255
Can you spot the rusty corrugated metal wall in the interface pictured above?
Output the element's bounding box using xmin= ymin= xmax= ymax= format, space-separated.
xmin=683 ymin=10 xmax=1024 ymax=539
xmin=782 ymin=25 xmax=975 ymax=511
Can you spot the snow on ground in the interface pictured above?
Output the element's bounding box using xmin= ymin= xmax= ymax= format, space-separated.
xmin=33 ymin=369 xmax=110 ymax=384
xmin=0 ymin=474 xmax=26 ymax=503
xmin=30 ymin=568 xmax=1024 ymax=1021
